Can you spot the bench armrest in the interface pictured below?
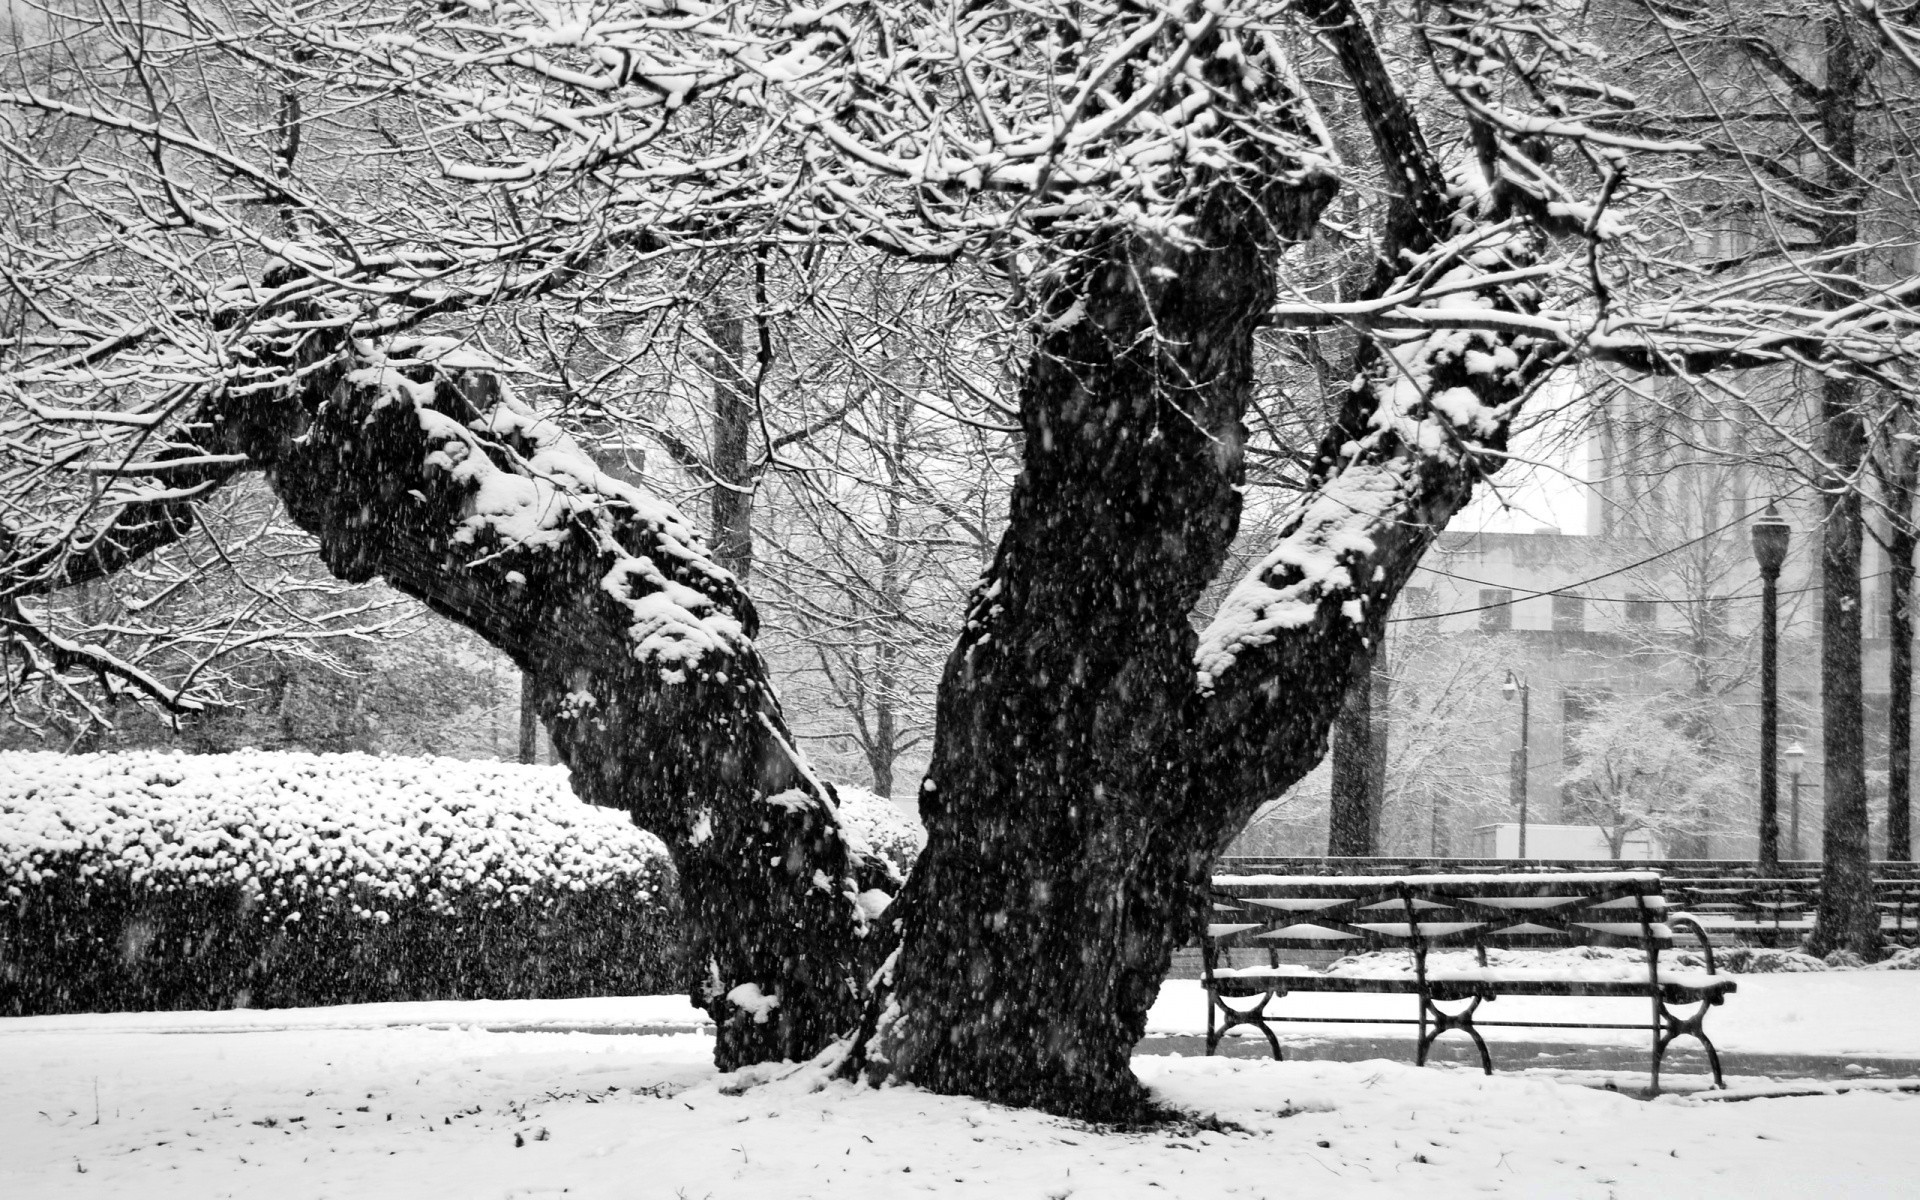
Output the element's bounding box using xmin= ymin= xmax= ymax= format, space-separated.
xmin=1667 ymin=912 xmax=1718 ymax=975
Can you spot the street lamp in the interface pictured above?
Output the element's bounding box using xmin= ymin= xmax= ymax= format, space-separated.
xmin=1751 ymin=504 xmax=1792 ymax=873
xmin=1503 ymin=670 xmax=1531 ymax=860
xmin=1785 ymin=740 xmax=1806 ymax=865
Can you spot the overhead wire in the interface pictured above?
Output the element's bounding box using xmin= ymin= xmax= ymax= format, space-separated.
xmin=1386 ymin=488 xmax=1864 ymax=623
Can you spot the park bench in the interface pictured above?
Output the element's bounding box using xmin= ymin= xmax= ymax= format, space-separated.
xmin=1668 ymin=878 xmax=1920 ymax=948
xmin=1201 ymin=871 xmax=1735 ymax=1092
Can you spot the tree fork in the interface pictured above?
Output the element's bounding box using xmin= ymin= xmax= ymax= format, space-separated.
xmin=864 ymin=33 xmax=1341 ymax=1118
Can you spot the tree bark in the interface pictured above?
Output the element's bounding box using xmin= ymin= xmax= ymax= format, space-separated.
xmin=1887 ymin=434 xmax=1915 ymax=862
xmin=1806 ymin=12 xmax=1882 ymax=959
xmin=1328 ymin=661 xmax=1376 ymax=855
xmin=518 ymin=672 xmax=540 ymax=765
xmin=707 ymin=307 xmax=758 ymax=581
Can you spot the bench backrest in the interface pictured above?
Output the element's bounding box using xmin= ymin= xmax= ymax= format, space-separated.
xmin=1208 ymin=872 xmax=1671 ymax=955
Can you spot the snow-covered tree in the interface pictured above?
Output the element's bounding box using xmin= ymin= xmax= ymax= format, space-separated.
xmin=1558 ymin=691 xmax=1744 ymax=859
xmin=6 ymin=0 xmax=1920 ymax=1116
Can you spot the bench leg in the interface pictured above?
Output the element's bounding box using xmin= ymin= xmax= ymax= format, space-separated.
xmin=1206 ymin=990 xmax=1283 ymax=1062
xmin=1651 ymin=997 xmax=1729 ymax=1092
xmin=1416 ymin=994 xmax=1493 ymax=1076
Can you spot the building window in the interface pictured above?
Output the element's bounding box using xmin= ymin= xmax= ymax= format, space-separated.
xmin=1478 ymin=588 xmax=1513 ymax=633
xmin=1399 ymin=586 xmax=1437 ymax=617
xmin=1625 ymin=593 xmax=1657 ymax=625
xmin=1552 ymin=592 xmax=1585 ymax=634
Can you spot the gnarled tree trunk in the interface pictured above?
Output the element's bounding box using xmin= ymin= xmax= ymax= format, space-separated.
xmin=862 ymin=8 xmax=1550 ymax=1118
xmin=187 ymin=337 xmax=893 ymax=1066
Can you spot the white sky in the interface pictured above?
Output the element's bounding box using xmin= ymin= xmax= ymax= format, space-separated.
xmin=1455 ymin=401 xmax=1593 ymax=536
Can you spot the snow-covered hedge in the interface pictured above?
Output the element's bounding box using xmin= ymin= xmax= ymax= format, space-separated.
xmin=1 ymin=751 xmax=672 ymax=915
xmin=831 ymin=784 xmax=926 ymax=880
xmin=1 ymin=752 xmax=680 ymax=1015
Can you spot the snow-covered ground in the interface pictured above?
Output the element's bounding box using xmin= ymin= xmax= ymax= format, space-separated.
xmin=4 ymin=974 xmax=1917 ymax=1198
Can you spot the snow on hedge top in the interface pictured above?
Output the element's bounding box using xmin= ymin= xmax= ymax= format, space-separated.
xmin=0 ymin=751 xmax=670 ymax=910
xmin=830 ymin=784 xmax=926 ymax=876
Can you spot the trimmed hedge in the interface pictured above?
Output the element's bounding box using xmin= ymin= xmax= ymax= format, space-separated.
xmin=1 ymin=752 xmax=680 ymax=1015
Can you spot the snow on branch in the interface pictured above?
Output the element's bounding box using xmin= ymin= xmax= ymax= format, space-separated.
xmin=1192 ymin=0 xmax=1611 ymax=719
xmin=1195 ymin=222 xmax=1540 ymax=690
xmin=334 ymin=337 xmax=756 ymax=681
xmin=257 ymin=0 xmax=1338 ymax=258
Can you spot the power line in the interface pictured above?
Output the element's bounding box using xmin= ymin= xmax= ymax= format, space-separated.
xmin=1390 ymin=490 xmax=1858 ymax=623
xmin=1403 ymin=566 xmax=1894 ymax=622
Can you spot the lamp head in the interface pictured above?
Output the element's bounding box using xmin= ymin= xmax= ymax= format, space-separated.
xmin=1785 ymin=741 xmax=1806 ymax=764
xmin=1502 ymin=670 xmax=1522 ymax=698
xmin=1751 ymin=503 xmax=1792 ymax=575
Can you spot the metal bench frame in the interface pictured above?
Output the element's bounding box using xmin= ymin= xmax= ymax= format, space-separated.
xmin=1201 ymin=872 xmax=1735 ymax=1093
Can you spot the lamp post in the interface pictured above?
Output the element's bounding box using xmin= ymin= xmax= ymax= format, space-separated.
xmin=1503 ymin=670 xmax=1530 ymax=860
xmin=1751 ymin=504 xmax=1792 ymax=873
xmin=1785 ymin=741 xmax=1806 ymax=864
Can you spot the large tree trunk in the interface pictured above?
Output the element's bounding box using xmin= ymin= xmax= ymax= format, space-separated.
xmin=862 ymin=8 xmax=1546 ymax=1118
xmin=869 ymin=182 xmax=1324 ymax=1119
xmin=1806 ymin=13 xmax=1882 ymax=959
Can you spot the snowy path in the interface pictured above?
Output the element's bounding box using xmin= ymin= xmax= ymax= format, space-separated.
xmin=2 ymin=976 xmax=1917 ymax=1199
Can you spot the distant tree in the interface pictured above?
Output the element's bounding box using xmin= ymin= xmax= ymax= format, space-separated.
xmin=1558 ymin=691 xmax=1744 ymax=859
xmin=1870 ymin=419 xmax=1916 ymax=862
xmin=1373 ymin=623 xmax=1519 ymax=857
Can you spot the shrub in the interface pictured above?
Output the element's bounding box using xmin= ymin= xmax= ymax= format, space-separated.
xmin=830 ymin=784 xmax=927 ymax=880
xmin=1 ymin=751 xmax=680 ymax=1015
xmin=1711 ymin=947 xmax=1829 ymax=974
